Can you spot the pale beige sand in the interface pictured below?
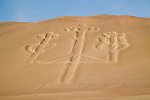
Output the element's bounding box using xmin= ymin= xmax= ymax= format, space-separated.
xmin=0 ymin=15 xmax=150 ymax=100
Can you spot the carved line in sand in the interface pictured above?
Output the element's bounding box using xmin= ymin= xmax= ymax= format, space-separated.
xmin=60 ymin=24 xmax=100 ymax=83
xmin=26 ymin=32 xmax=59 ymax=63
xmin=95 ymin=32 xmax=130 ymax=63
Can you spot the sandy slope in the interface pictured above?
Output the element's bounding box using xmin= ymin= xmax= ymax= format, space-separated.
xmin=0 ymin=15 xmax=150 ymax=99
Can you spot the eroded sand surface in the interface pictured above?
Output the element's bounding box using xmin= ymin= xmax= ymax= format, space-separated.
xmin=0 ymin=15 xmax=150 ymax=100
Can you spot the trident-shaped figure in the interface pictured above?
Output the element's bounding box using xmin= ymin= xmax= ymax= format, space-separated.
xmin=26 ymin=25 xmax=130 ymax=84
xmin=60 ymin=24 xmax=99 ymax=83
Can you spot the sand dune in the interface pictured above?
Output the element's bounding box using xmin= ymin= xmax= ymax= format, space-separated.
xmin=0 ymin=15 xmax=150 ymax=100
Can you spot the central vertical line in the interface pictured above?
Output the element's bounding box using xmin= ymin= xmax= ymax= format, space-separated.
xmin=110 ymin=34 xmax=118 ymax=63
xmin=60 ymin=27 xmax=87 ymax=83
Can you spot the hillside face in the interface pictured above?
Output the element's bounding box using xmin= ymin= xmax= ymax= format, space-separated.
xmin=0 ymin=15 xmax=150 ymax=99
